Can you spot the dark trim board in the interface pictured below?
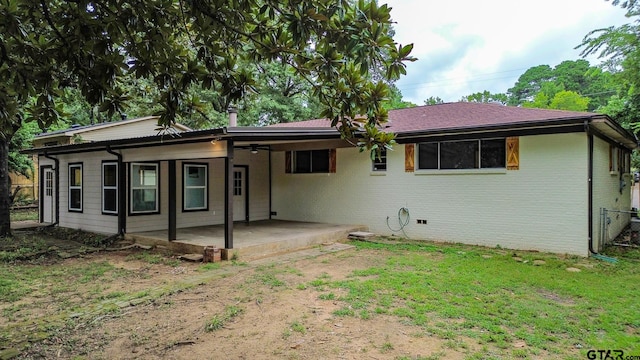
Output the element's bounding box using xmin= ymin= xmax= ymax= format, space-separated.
xmin=168 ymin=160 xmax=176 ymax=241
xmin=224 ymin=140 xmax=234 ymax=249
xmin=396 ymin=124 xmax=586 ymax=144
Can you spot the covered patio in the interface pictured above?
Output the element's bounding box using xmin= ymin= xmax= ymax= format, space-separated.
xmin=125 ymin=220 xmax=367 ymax=260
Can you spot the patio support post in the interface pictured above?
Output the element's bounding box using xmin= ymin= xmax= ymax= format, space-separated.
xmin=168 ymin=160 xmax=177 ymax=241
xmin=224 ymin=140 xmax=234 ymax=249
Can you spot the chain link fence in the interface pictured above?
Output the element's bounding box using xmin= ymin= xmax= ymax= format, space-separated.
xmin=599 ymin=208 xmax=639 ymax=252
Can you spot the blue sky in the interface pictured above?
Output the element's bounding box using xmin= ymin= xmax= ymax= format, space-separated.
xmin=385 ymin=0 xmax=631 ymax=104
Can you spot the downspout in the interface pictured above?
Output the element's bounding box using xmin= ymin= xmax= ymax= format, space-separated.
xmin=43 ymin=152 xmax=59 ymax=227
xmin=586 ymin=123 xmax=621 ymax=263
xmin=585 ymin=121 xmax=597 ymax=254
xmin=106 ymin=146 xmax=126 ymax=237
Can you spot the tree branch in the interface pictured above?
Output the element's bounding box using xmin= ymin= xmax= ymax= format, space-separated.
xmin=39 ymin=0 xmax=68 ymax=46
xmin=190 ymin=2 xmax=271 ymax=50
xmin=0 ymin=39 xmax=8 ymax=68
xmin=179 ymin=0 xmax=197 ymax=48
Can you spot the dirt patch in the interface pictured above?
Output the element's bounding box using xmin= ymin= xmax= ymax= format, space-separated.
xmin=6 ymin=246 xmax=480 ymax=360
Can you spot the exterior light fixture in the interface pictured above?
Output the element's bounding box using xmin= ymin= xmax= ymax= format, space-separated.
xmin=250 ymin=145 xmax=258 ymax=154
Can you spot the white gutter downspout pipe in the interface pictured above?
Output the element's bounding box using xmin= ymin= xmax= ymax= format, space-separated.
xmin=228 ymin=106 xmax=238 ymax=127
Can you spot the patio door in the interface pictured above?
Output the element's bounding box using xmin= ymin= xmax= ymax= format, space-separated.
xmin=42 ymin=168 xmax=55 ymax=223
xmin=233 ymin=167 xmax=247 ymax=222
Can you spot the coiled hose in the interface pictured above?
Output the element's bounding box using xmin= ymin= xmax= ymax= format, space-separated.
xmin=386 ymin=207 xmax=410 ymax=238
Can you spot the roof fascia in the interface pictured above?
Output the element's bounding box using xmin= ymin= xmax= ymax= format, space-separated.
xmin=25 ymin=127 xmax=343 ymax=155
xmin=395 ymin=117 xmax=589 ymax=141
xmin=34 ymin=116 xmax=162 ymax=140
xmin=589 ymin=117 xmax=638 ymax=149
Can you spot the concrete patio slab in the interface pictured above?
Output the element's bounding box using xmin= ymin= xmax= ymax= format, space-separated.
xmin=125 ymin=220 xmax=367 ymax=261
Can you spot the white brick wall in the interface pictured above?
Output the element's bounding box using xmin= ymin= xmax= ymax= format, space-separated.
xmin=272 ymin=133 xmax=591 ymax=256
xmin=592 ymin=136 xmax=632 ymax=251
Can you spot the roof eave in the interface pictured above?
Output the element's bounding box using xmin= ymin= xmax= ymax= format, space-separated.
xmin=24 ymin=127 xmax=343 ymax=155
xmin=394 ymin=117 xmax=590 ymax=141
xmin=590 ymin=117 xmax=638 ymax=149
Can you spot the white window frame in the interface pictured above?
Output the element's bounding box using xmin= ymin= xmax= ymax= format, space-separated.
xmin=68 ymin=163 xmax=83 ymax=212
xmin=183 ymin=163 xmax=208 ymax=211
xmin=130 ymin=163 xmax=159 ymax=214
xmin=102 ymin=162 xmax=118 ymax=214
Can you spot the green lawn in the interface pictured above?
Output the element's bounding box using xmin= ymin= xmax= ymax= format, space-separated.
xmin=311 ymin=240 xmax=640 ymax=359
xmin=10 ymin=208 xmax=38 ymax=222
xmin=1 ymin=232 xmax=638 ymax=359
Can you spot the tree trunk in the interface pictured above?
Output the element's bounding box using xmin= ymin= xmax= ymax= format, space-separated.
xmin=0 ymin=137 xmax=11 ymax=237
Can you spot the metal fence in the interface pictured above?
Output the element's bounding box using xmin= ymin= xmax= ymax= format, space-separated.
xmin=599 ymin=208 xmax=639 ymax=251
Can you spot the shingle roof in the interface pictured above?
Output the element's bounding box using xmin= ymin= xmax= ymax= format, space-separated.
xmin=269 ymin=102 xmax=602 ymax=133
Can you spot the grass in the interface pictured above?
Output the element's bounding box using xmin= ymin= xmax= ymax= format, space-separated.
xmin=126 ymin=251 xmax=181 ymax=267
xmin=198 ymin=262 xmax=221 ymax=271
xmin=205 ymin=305 xmax=244 ymax=332
xmin=10 ymin=208 xmax=38 ymax=222
xmin=0 ymin=231 xmax=199 ymax=356
xmin=311 ymin=239 xmax=640 ymax=358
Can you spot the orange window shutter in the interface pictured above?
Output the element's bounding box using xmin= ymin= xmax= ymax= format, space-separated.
xmin=506 ymin=137 xmax=519 ymax=170
xmin=329 ymin=149 xmax=337 ymax=173
xmin=285 ymin=151 xmax=292 ymax=173
xmin=405 ymin=144 xmax=415 ymax=172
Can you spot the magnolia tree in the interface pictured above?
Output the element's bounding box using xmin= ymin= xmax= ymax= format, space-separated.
xmin=0 ymin=0 xmax=415 ymax=236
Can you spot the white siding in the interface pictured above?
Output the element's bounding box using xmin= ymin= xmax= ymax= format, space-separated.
xmin=80 ymin=118 xmax=169 ymax=141
xmin=272 ymin=133 xmax=590 ymax=256
xmin=41 ymin=144 xmax=270 ymax=234
xmin=53 ymin=152 xmax=119 ymax=234
xmin=235 ymin=150 xmax=271 ymax=221
xmin=126 ymin=149 xmax=270 ymax=232
xmin=592 ymin=136 xmax=632 ymax=251
xmin=121 ymin=141 xmax=227 ymax=162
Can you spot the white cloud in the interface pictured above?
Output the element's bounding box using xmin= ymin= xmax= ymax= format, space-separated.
xmin=385 ymin=0 xmax=630 ymax=104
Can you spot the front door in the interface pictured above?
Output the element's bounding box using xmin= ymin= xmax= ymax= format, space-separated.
xmin=233 ymin=167 xmax=247 ymax=222
xmin=42 ymin=168 xmax=55 ymax=223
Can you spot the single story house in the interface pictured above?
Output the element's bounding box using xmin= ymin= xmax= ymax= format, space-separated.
xmin=27 ymin=102 xmax=637 ymax=256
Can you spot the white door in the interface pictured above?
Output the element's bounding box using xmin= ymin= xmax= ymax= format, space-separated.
xmin=42 ymin=168 xmax=55 ymax=223
xmin=233 ymin=167 xmax=246 ymax=221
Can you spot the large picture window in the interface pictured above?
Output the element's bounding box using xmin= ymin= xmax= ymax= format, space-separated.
xmin=294 ymin=150 xmax=330 ymax=173
xmin=102 ymin=162 xmax=118 ymax=214
xmin=131 ymin=163 xmax=159 ymax=214
xmin=418 ymin=139 xmax=506 ymax=170
xmin=68 ymin=163 xmax=83 ymax=212
xmin=183 ymin=163 xmax=208 ymax=211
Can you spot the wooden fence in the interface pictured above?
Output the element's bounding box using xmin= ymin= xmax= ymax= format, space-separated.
xmin=9 ymin=154 xmax=39 ymax=202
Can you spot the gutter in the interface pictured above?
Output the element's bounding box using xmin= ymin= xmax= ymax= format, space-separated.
xmin=42 ymin=152 xmax=59 ymax=227
xmin=106 ymin=146 xmax=126 ymax=237
xmin=395 ymin=117 xmax=592 ymax=141
xmin=24 ymin=127 xmax=344 ymax=157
